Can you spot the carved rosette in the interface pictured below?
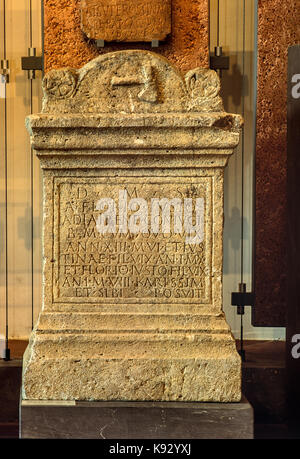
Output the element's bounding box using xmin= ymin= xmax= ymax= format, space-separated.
xmin=43 ymin=69 xmax=78 ymax=100
xmin=185 ymin=68 xmax=223 ymax=112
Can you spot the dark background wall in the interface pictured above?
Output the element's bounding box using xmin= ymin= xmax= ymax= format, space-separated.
xmin=254 ymin=0 xmax=300 ymax=326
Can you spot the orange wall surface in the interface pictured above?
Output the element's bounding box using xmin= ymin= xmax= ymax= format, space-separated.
xmin=44 ymin=0 xmax=209 ymax=73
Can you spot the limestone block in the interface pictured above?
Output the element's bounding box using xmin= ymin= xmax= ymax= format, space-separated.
xmin=23 ymin=50 xmax=243 ymax=402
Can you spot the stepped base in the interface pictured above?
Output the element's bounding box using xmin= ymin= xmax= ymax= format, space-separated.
xmin=20 ymin=396 xmax=253 ymax=439
xmin=22 ymin=311 xmax=241 ymax=402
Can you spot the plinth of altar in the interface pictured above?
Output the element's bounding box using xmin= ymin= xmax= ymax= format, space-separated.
xmin=20 ymin=396 xmax=253 ymax=439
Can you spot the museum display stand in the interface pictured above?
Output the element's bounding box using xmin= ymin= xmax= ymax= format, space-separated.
xmin=20 ymin=50 xmax=253 ymax=438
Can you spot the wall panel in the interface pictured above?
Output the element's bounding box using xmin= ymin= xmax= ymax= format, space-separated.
xmin=0 ymin=0 xmax=42 ymax=343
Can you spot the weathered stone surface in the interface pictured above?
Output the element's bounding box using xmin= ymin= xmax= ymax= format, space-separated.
xmin=80 ymin=0 xmax=171 ymax=42
xmin=22 ymin=50 xmax=243 ymax=402
xmin=41 ymin=50 xmax=224 ymax=114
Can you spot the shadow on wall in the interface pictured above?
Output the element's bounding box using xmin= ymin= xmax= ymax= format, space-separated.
xmin=220 ymin=62 xmax=247 ymax=109
xmin=223 ymin=206 xmax=250 ymax=275
xmin=17 ymin=205 xmax=40 ymax=252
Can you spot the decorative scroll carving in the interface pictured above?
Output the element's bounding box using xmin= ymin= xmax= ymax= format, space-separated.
xmin=43 ymin=69 xmax=78 ymax=100
xmin=185 ymin=68 xmax=223 ymax=112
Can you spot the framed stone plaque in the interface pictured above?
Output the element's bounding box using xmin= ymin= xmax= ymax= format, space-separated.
xmin=80 ymin=0 xmax=172 ymax=42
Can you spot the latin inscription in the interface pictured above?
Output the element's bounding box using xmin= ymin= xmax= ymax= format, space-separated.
xmin=54 ymin=178 xmax=212 ymax=304
xmin=80 ymin=0 xmax=171 ymax=42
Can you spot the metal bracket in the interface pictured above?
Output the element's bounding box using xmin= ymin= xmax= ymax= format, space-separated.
xmin=151 ymin=40 xmax=160 ymax=48
xmin=3 ymin=348 xmax=10 ymax=361
xmin=231 ymin=292 xmax=255 ymax=307
xmin=21 ymin=49 xmax=43 ymax=79
xmin=210 ymin=55 xmax=230 ymax=71
xmin=95 ymin=39 xmax=105 ymax=48
xmin=0 ymin=59 xmax=10 ymax=83
xmin=210 ymin=46 xmax=230 ymax=75
xmin=231 ymin=283 xmax=254 ymax=315
xmin=21 ymin=56 xmax=43 ymax=70
xmin=231 ymin=283 xmax=254 ymax=362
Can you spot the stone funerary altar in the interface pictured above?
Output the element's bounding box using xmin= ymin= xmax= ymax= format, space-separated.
xmin=22 ymin=50 xmax=243 ymax=402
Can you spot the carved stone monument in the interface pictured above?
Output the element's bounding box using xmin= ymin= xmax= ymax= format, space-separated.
xmin=22 ymin=50 xmax=243 ymax=402
xmin=80 ymin=0 xmax=172 ymax=42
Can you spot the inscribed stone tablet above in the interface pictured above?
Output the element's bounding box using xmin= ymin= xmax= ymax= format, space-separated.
xmin=80 ymin=0 xmax=172 ymax=42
